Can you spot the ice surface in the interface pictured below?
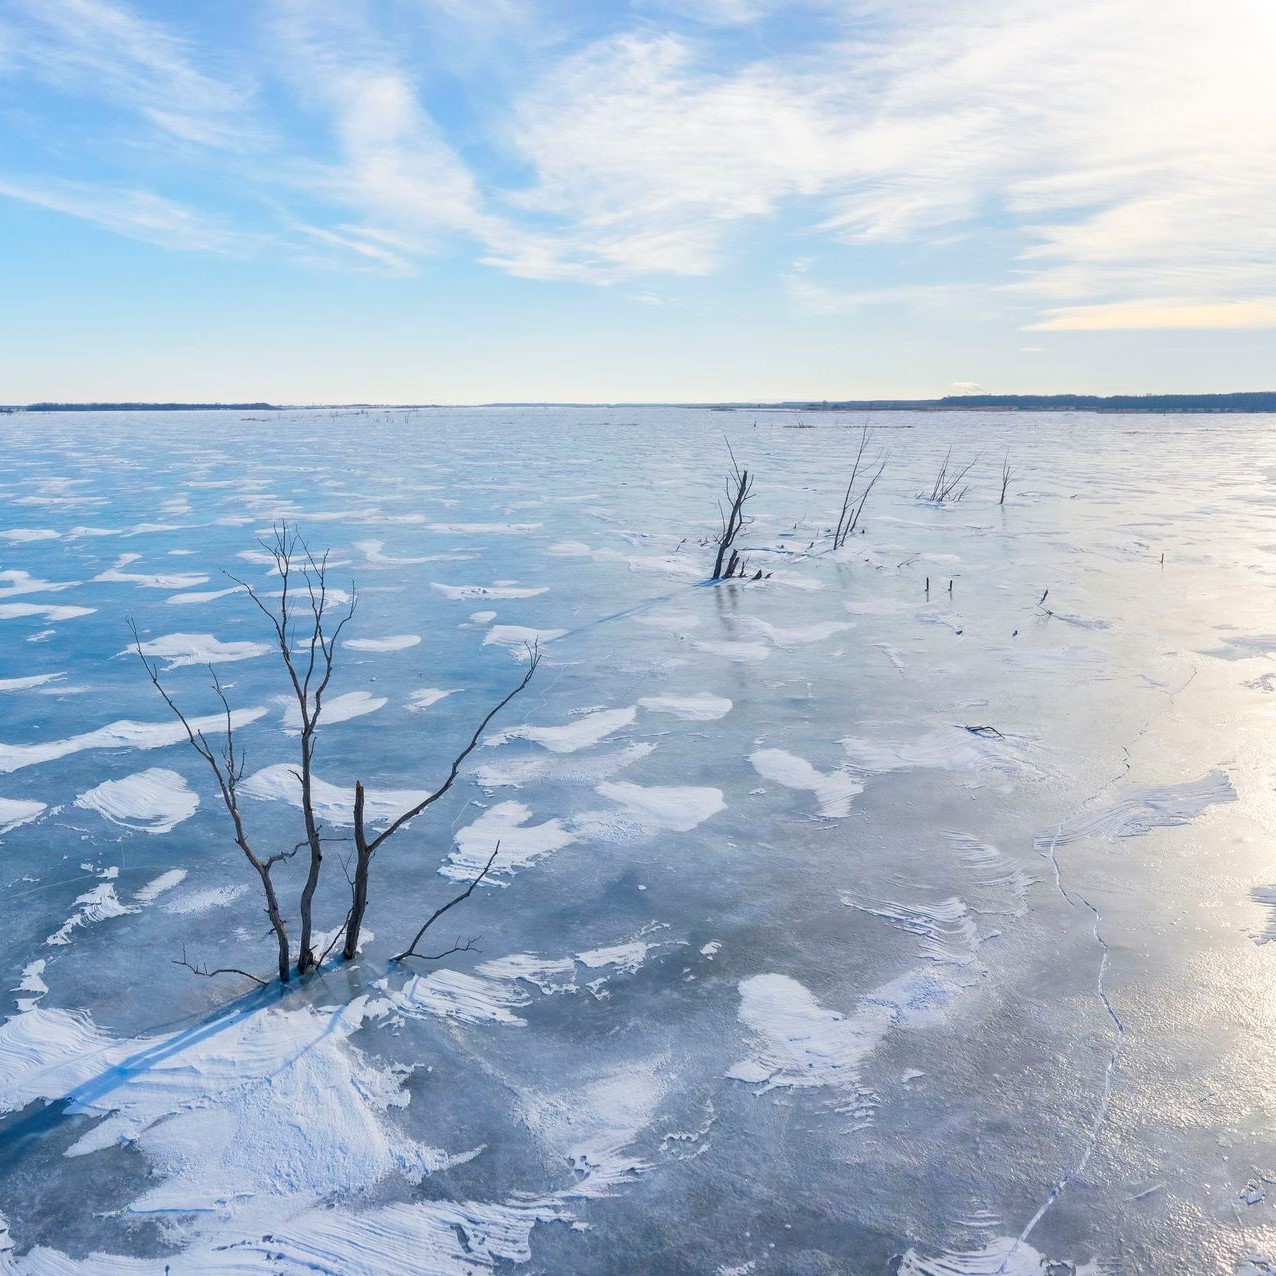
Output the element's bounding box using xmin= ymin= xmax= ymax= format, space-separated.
xmin=405 ymin=687 xmax=457 ymax=713
xmin=1 ymin=405 xmax=1273 ymax=1274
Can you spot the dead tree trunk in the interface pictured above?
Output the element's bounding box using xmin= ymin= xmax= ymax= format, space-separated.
xmin=342 ymin=651 xmax=540 ymax=960
xmin=999 ymin=451 xmax=1015 ymax=505
xmin=346 ymin=781 xmax=371 ymax=961
xmin=711 ymin=446 xmax=755 ymax=580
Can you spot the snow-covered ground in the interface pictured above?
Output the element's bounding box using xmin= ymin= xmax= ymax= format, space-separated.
xmin=1 ymin=405 xmax=1275 ymax=1274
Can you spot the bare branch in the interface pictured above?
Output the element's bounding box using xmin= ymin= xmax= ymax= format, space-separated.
xmin=392 ymin=843 xmax=501 ymax=963
xmin=833 ymin=426 xmax=887 ymax=548
xmin=317 ymin=908 xmax=355 ymax=965
xmin=132 ymin=621 xmax=292 ymax=984
xmin=396 ymin=937 xmax=480 ymax=964
xmin=923 ymin=448 xmax=981 ymax=503
xmin=366 ymin=655 xmax=540 ymax=857
xmin=173 ymin=946 xmax=268 ymax=988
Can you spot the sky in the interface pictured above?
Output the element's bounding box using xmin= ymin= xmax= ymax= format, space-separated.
xmin=0 ymin=0 xmax=1273 ymax=404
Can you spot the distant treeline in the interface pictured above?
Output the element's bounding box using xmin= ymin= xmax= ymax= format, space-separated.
xmin=779 ymin=392 xmax=1276 ymax=413
xmin=3 ymin=402 xmax=280 ymax=413
xmin=3 ymin=394 xmax=1275 ymax=414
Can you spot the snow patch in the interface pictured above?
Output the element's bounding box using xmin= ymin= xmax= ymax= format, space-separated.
xmin=135 ymin=869 xmax=187 ymax=904
xmin=0 ymin=796 xmax=46 ymax=836
xmin=346 ymin=634 xmax=421 ymax=652
xmin=162 ymin=883 xmax=250 ymax=914
xmin=284 ymin=688 xmax=385 ymax=732
xmin=841 ymin=725 xmax=1040 ymax=778
xmin=594 ymin=780 xmax=725 ymax=832
xmin=0 ymin=673 xmax=64 ymax=692
xmin=46 ymin=882 xmax=136 ymax=945
xmin=442 ymin=802 xmax=578 ymax=881
xmin=0 ymin=603 xmax=95 ymax=622
xmin=0 ymin=707 xmax=268 ymax=774
xmin=1035 ymin=769 xmax=1236 ymax=848
xmin=490 ymin=706 xmax=636 ymax=754
xmin=95 ymin=553 xmax=208 ymax=590
xmin=431 ymin=582 xmax=548 ymax=599
xmin=241 ymin=764 xmax=427 ymax=826
xmin=405 ymin=687 xmax=457 ymax=713
xmin=129 ymin=632 xmax=269 ymax=668
xmin=750 ymin=749 xmax=862 ymax=817
xmin=483 ymin=624 xmax=566 ymax=656
xmin=638 ymin=692 xmax=732 ymax=721
xmin=75 ymin=768 xmax=199 ymax=834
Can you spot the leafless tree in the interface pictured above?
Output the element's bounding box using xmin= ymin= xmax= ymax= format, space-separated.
xmin=344 ymin=651 xmax=539 ymax=960
xmin=999 ymin=451 xmax=1016 ymax=505
xmin=832 ymin=426 xmax=888 ymax=548
xmin=132 ymin=523 xmax=540 ymax=986
xmin=712 ymin=444 xmax=755 ymax=580
xmin=922 ymin=447 xmax=980 ymax=503
xmin=225 ymin=524 xmax=356 ymax=975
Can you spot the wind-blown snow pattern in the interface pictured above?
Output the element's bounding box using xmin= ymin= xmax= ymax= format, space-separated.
xmin=129 ymin=631 xmax=270 ymax=668
xmin=1032 ymin=769 xmax=1236 ymax=848
xmin=0 ymin=797 xmax=45 ymax=837
xmin=488 ymin=705 xmax=636 ymax=753
xmin=0 ymin=405 xmax=1269 ymax=1273
xmin=74 ymin=768 xmax=199 ymax=834
xmin=749 ymin=747 xmax=862 ymax=817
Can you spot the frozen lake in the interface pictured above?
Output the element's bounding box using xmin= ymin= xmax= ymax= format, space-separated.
xmin=1 ymin=406 xmax=1275 ymax=1274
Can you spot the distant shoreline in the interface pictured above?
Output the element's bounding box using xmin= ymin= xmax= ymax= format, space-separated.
xmin=3 ymin=392 xmax=1275 ymax=414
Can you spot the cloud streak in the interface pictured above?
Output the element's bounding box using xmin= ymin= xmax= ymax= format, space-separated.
xmin=0 ymin=0 xmax=1271 ymax=330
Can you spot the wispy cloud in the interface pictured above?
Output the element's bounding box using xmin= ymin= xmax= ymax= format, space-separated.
xmin=0 ymin=0 xmax=1272 ymax=333
xmin=0 ymin=175 xmax=264 ymax=254
xmin=499 ymin=0 xmax=1276 ymax=323
xmin=1028 ymin=299 xmax=1276 ymax=332
xmin=8 ymin=0 xmax=256 ymax=148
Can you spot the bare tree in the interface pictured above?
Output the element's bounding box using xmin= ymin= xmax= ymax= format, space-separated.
xmin=712 ymin=445 xmax=755 ymax=580
xmin=133 ymin=524 xmax=541 ymax=986
xmin=225 ymin=524 xmax=356 ymax=975
xmin=344 ymin=651 xmax=539 ymax=960
xmin=132 ymin=629 xmax=296 ymax=984
xmin=922 ymin=447 xmax=980 ymax=503
xmin=999 ymin=451 xmax=1016 ymax=505
xmin=832 ymin=426 xmax=888 ymax=549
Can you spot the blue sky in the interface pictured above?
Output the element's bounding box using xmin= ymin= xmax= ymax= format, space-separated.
xmin=0 ymin=0 xmax=1272 ymax=403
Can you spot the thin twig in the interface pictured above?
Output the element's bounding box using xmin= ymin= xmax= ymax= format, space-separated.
xmin=392 ymin=843 xmax=502 ymax=962
xmin=397 ymin=937 xmax=480 ymax=964
xmin=173 ymin=946 xmax=268 ymax=987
